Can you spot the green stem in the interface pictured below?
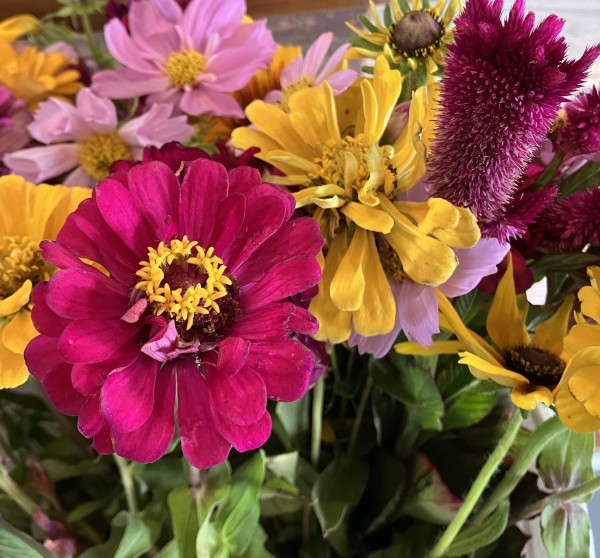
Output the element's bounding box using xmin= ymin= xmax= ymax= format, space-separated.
xmin=511 ymin=474 xmax=600 ymax=525
xmin=348 ymin=376 xmax=373 ymax=454
xmin=77 ymin=2 xmax=104 ymax=67
xmin=114 ymin=456 xmax=138 ymax=515
xmin=0 ymin=462 xmax=39 ymax=516
xmin=428 ymin=409 xmax=524 ymax=558
xmin=311 ymin=376 xmax=325 ymax=467
xmin=472 ymin=415 xmax=564 ymax=526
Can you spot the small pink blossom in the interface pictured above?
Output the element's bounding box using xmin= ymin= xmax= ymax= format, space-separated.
xmin=92 ymin=0 xmax=277 ymax=117
xmin=3 ymin=88 xmax=193 ymax=186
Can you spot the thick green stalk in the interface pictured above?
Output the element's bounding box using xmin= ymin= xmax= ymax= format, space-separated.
xmin=311 ymin=376 xmax=325 ymax=467
xmin=428 ymin=410 xmax=524 ymax=558
xmin=0 ymin=462 xmax=39 ymax=516
xmin=114 ymin=456 xmax=139 ymax=515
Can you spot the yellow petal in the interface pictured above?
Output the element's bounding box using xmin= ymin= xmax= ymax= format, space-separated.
xmin=0 ymin=325 xmax=29 ymax=389
xmin=563 ymin=324 xmax=600 ymax=358
xmin=0 ymin=280 xmax=32 ymax=317
xmin=0 ymin=15 xmax=39 ymax=42
xmin=533 ymin=295 xmax=574 ymax=356
xmin=352 ymin=231 xmax=396 ymax=336
xmin=294 ymin=185 xmax=346 ymax=208
xmin=431 ymin=206 xmax=481 ymax=249
xmin=486 ymin=254 xmax=530 ymax=350
xmin=459 ymin=352 xmax=528 ymax=388
xmin=330 ymin=227 xmax=367 ymax=312
xmin=371 ymin=56 xmax=403 ymax=143
xmin=1 ymin=310 xmax=38 ymax=355
xmin=341 ymin=202 xmax=393 ymax=233
xmin=310 ymin=236 xmax=352 ymax=343
xmin=360 ymin=79 xmax=379 ymax=145
xmin=510 ymin=384 xmax=553 ymax=410
xmin=395 ymin=340 xmax=465 ymax=356
xmin=35 ymin=184 xmax=90 ymax=240
xmin=289 ymin=86 xmax=340 ymax=146
xmin=579 ymin=284 xmax=600 ymax=324
xmin=416 ymin=198 xmax=460 ymax=236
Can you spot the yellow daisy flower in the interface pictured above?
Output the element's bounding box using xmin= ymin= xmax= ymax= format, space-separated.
xmin=554 ymin=267 xmax=600 ymax=432
xmin=0 ymin=43 xmax=82 ymax=110
xmin=0 ymin=175 xmax=90 ymax=388
xmin=0 ymin=14 xmax=39 ymax=43
xmin=232 ymin=56 xmax=479 ymax=343
xmin=347 ymin=0 xmax=461 ymax=74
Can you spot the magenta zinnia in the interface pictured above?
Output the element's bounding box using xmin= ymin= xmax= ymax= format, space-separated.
xmin=426 ymin=0 xmax=600 ymax=240
xmin=24 ymin=160 xmax=322 ymax=467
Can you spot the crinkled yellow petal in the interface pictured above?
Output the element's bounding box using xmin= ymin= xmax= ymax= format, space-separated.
xmin=231 ymin=128 xmax=298 ymax=176
xmin=0 ymin=280 xmax=32 ymax=317
xmin=294 ymin=185 xmax=346 ymax=208
xmin=330 ymin=227 xmax=367 ymax=312
xmin=564 ymin=324 xmax=600 ymax=358
xmin=533 ymin=295 xmax=574 ymax=356
xmin=579 ymin=285 xmax=600 ymax=324
xmin=352 ymin=231 xmax=396 ymax=336
xmin=367 ymin=56 xmax=403 ymax=145
xmin=406 ymin=197 xmax=460 ymax=236
xmin=0 ymin=15 xmax=39 ymax=42
xmin=486 ymin=255 xmax=529 ymax=350
xmin=289 ymin=85 xmax=340 ymax=145
xmin=341 ymin=202 xmax=393 ymax=233
xmin=569 ymin=365 xmax=600 ymax=417
xmin=395 ymin=340 xmax=465 ymax=356
xmin=310 ymin=235 xmax=352 ymax=343
xmin=510 ymin=384 xmax=553 ymax=410
xmin=555 ymin=388 xmax=600 ymax=433
xmin=458 ymin=352 xmax=528 ymax=388
xmin=0 ymin=331 xmax=29 ymax=389
xmin=360 ymin=79 xmax=378 ymax=145
xmin=267 ymin=150 xmax=314 ymax=173
xmin=431 ymin=206 xmax=481 ymax=249
xmin=1 ymin=310 xmax=37 ymax=355
xmin=358 ymin=146 xmax=390 ymax=207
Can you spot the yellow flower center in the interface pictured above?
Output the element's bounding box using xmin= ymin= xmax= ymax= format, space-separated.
xmin=279 ymin=76 xmax=315 ymax=111
xmin=391 ymin=9 xmax=445 ymax=59
xmin=504 ymin=345 xmax=566 ymax=388
xmin=0 ymin=235 xmax=52 ymax=299
xmin=164 ymin=50 xmax=207 ymax=89
xmin=78 ymin=133 xmax=131 ymax=181
xmin=135 ymin=236 xmax=233 ymax=331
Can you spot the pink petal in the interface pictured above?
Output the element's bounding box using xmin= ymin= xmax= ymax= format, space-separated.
xmin=237 ymin=254 xmax=321 ymax=312
xmin=42 ymin=362 xmax=86 ymax=415
xmin=24 ymin=335 xmax=64 ymax=381
xmin=92 ymin=427 xmax=114 ymax=454
xmin=4 ymin=144 xmax=79 ymax=183
xmin=78 ymin=394 xmax=106 ymax=438
xmin=316 ymin=43 xmax=352 ymax=82
xmin=208 ymin=192 xmax=245 ymax=256
xmin=102 ymin=18 xmax=160 ymax=73
xmin=101 ymin=355 xmax=158 ymax=433
xmin=74 ymin=89 xmax=118 ymax=134
xmin=177 ymin=358 xmax=231 ymax=468
xmin=212 ymin=409 xmax=272 ymax=453
xmin=128 ymin=0 xmax=181 ymax=59
xmin=179 ymin=159 xmax=229 ymax=243
xmin=246 ymin=340 xmax=312 ymax=402
xmin=226 ymin=166 xmax=263 ymax=195
xmin=302 ymin=32 xmax=333 ymax=77
xmin=63 ymin=166 xmax=95 ymax=187
xmin=113 ymin=367 xmax=176 ymax=463
xmin=179 ymin=88 xmax=243 ymax=117
xmin=40 ymin=241 xmax=89 ymax=271
xmin=324 ymin=69 xmax=359 ymax=95
xmin=92 ymin=68 xmax=171 ymax=99
xmin=59 ymin=319 xmax=140 ymax=364
xmin=183 ymin=0 xmax=245 ymax=49
xmin=28 ymin=97 xmax=91 ymax=143
xmin=396 ymin=280 xmax=439 ymax=346
xmin=211 ymin=336 xmax=249 ymax=377
xmin=31 ymin=283 xmax=71 ymax=338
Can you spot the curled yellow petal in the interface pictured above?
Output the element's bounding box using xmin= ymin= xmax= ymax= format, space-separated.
xmin=0 ymin=280 xmax=32 ymax=317
xmin=533 ymin=295 xmax=574 ymax=356
xmin=395 ymin=340 xmax=465 ymax=356
xmin=510 ymin=384 xmax=553 ymax=410
xmin=341 ymin=202 xmax=393 ymax=233
xmin=458 ymin=352 xmax=528 ymax=388
xmin=330 ymin=227 xmax=367 ymax=312
xmin=0 ymin=15 xmax=39 ymax=43
xmin=1 ymin=310 xmax=37 ymax=355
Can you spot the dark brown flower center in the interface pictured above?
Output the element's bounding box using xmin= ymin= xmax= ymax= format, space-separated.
xmin=391 ymin=10 xmax=445 ymax=58
xmin=504 ymin=345 xmax=566 ymax=388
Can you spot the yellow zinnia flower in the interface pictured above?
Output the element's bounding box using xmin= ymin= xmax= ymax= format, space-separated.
xmin=347 ymin=0 xmax=461 ymax=75
xmin=554 ymin=267 xmax=600 ymax=432
xmin=0 ymin=14 xmax=39 ymax=43
xmin=232 ymin=56 xmax=479 ymax=343
xmin=0 ymin=175 xmax=89 ymax=388
xmin=0 ymin=43 xmax=82 ymax=110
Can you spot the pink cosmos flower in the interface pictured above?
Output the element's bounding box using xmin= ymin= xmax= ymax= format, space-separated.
xmin=263 ymin=32 xmax=357 ymax=109
xmin=426 ymin=0 xmax=600 ymax=240
xmin=3 ymin=88 xmax=193 ymax=187
xmin=25 ymin=159 xmax=323 ymax=467
xmin=0 ymin=85 xmax=31 ymax=163
xmin=92 ymin=0 xmax=277 ymax=117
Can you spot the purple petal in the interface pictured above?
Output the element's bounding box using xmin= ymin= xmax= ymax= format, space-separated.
xmin=396 ymin=280 xmax=439 ymax=346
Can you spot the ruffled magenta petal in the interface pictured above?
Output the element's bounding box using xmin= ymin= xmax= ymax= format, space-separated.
xmin=226 ymin=166 xmax=263 ymax=195
xmin=40 ymin=241 xmax=91 ymax=271
xmin=244 ymin=183 xmax=295 ymax=220
xmin=24 ymin=335 xmax=64 ymax=381
xmin=208 ymin=192 xmax=245 ymax=258
xmin=31 ymin=283 xmax=71 ymax=338
xmin=42 ymin=362 xmax=86 ymax=416
xmin=179 ymin=159 xmax=229 ymax=244
xmin=59 ymin=319 xmax=140 ymax=364
xmin=78 ymin=394 xmax=106 ymax=438
xmin=47 ymin=268 xmax=129 ymax=320
xmin=246 ymin=340 xmax=312 ymax=402
xmin=212 ymin=409 xmax=272 ymax=452
xmin=101 ymin=356 xmax=158 ymax=433
xmin=211 ymin=337 xmax=249 ymax=377
xmin=92 ymin=426 xmax=114 ymax=454
xmin=177 ymin=358 xmax=231 ymax=469
xmin=237 ymin=254 xmax=321 ymax=312
xmin=112 ymin=367 xmax=175 ymax=463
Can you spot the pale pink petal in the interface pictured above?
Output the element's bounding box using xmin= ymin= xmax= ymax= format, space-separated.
xmin=102 ymin=18 xmax=160 ymax=72
xmin=4 ymin=144 xmax=80 ymax=183
xmin=92 ymin=69 xmax=171 ymax=100
xmin=323 ymin=69 xmax=358 ymax=95
xmin=179 ymin=88 xmax=243 ymax=117
xmin=280 ymin=56 xmax=304 ymax=88
xmin=128 ymin=0 xmax=181 ymax=60
xmin=75 ymin=89 xmax=118 ymax=133
xmin=63 ymin=166 xmax=95 ymax=187
xmin=302 ymin=32 xmax=333 ymax=77
xmin=397 ymin=280 xmax=439 ymax=346
xmin=154 ymin=0 xmax=183 ymax=23
xmin=28 ymin=97 xmax=91 ymax=143
xmin=316 ymin=43 xmax=351 ymax=82
xmin=183 ymin=0 xmax=246 ymax=50
xmin=263 ymin=90 xmax=282 ymax=104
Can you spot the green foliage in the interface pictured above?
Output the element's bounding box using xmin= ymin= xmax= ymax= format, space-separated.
xmin=558 ymin=161 xmax=600 ymax=196
xmin=0 ymin=517 xmax=53 ymax=558
xmin=541 ymin=504 xmax=591 ymax=558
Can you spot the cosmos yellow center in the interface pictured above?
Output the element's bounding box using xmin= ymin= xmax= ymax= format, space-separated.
xmin=0 ymin=235 xmax=52 ymax=299
xmin=164 ymin=50 xmax=207 ymax=88
xmin=78 ymin=133 xmax=131 ymax=181
xmin=279 ymin=76 xmax=315 ymax=111
xmin=135 ymin=236 xmax=232 ymax=330
xmin=504 ymin=345 xmax=566 ymax=388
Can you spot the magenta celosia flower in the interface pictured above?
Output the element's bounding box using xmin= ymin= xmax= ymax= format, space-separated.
xmin=92 ymin=0 xmax=276 ymax=117
xmin=24 ymin=159 xmax=322 ymax=467
xmin=3 ymin=88 xmax=193 ymax=187
xmin=0 ymin=85 xmax=31 ymax=161
xmin=426 ymin=0 xmax=600 ymax=240
xmin=263 ymin=32 xmax=357 ymax=108
xmin=558 ymin=86 xmax=600 ymax=156
xmin=348 ymin=237 xmax=509 ymax=356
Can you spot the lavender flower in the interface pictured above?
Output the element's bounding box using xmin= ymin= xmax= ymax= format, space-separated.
xmin=426 ymin=0 xmax=600 ymax=240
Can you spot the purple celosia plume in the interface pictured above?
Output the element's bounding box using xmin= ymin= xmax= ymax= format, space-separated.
xmin=427 ymin=0 xmax=600 ymax=240
xmin=25 ymin=159 xmax=323 ymax=467
xmin=558 ymin=86 xmax=600 ymax=155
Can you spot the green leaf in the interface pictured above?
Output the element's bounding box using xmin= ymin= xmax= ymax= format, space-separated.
xmin=239 ymin=524 xmax=274 ymax=558
xmin=538 ymin=430 xmax=594 ymax=492
xmin=276 ymin=398 xmax=310 ymax=445
xmin=265 ymin=452 xmax=298 ymax=484
xmin=198 ymin=462 xmax=232 ymax=523
xmin=443 ymin=388 xmax=496 ymax=430
xmin=558 ymin=162 xmax=600 ymax=196
xmin=541 ymin=503 xmax=591 ymax=558
xmin=0 ymin=518 xmax=53 ymax=558
xmin=114 ymin=510 xmax=161 ymax=558
xmin=66 ymin=499 xmax=105 ymax=523
xmin=530 ymin=252 xmax=600 ymax=279
xmin=358 ymin=15 xmax=380 ymax=33
xmin=399 ymin=453 xmax=461 ymax=524
xmin=446 ymin=500 xmax=509 ymax=556
xmin=168 ymin=488 xmax=199 ymax=558
xmin=533 ymin=152 xmax=565 ymax=189
xmin=155 ymin=540 xmax=179 ymax=558
xmin=312 ymin=456 xmax=369 ymax=555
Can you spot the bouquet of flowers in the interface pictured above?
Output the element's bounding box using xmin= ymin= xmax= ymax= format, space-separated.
xmin=1 ymin=0 xmax=600 ymax=556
